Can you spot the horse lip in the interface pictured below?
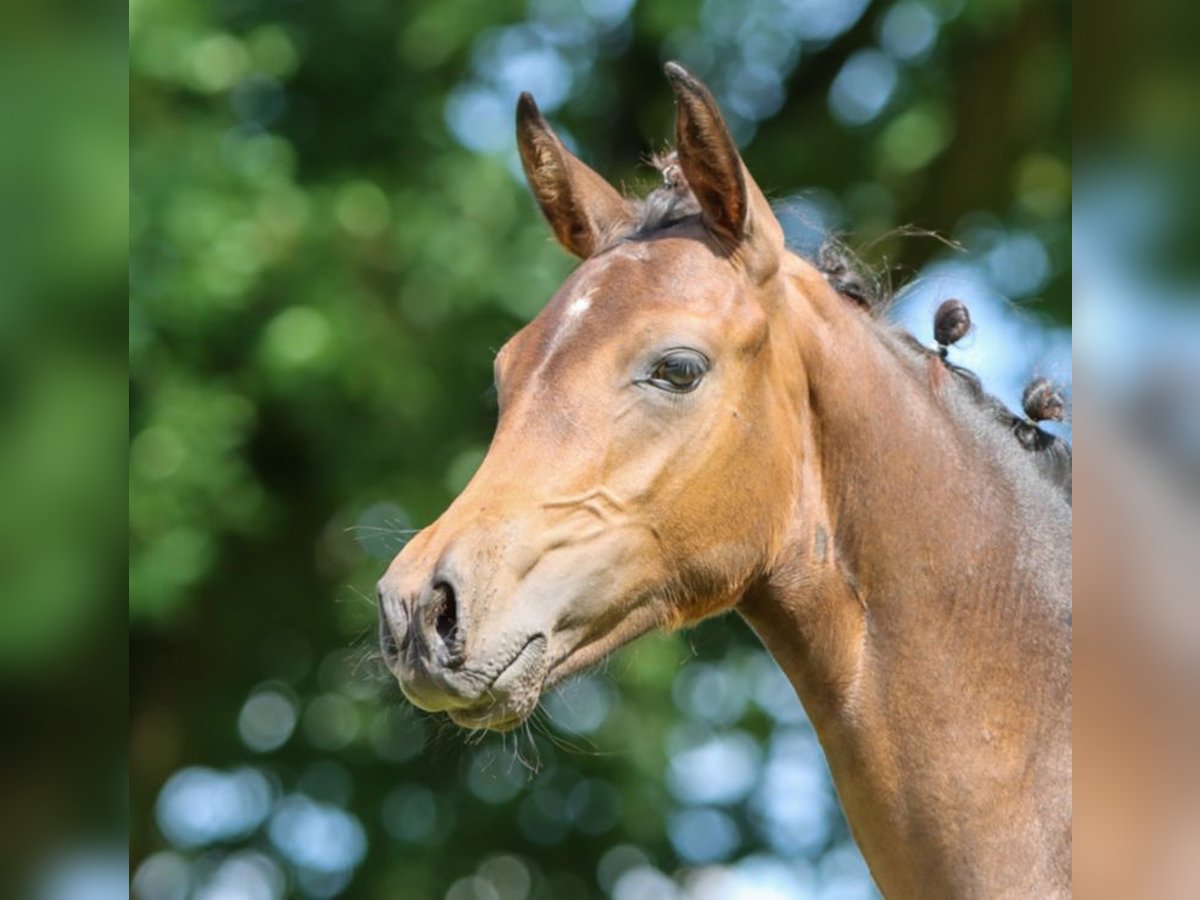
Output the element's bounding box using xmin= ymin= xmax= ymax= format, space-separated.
xmin=490 ymin=634 xmax=547 ymax=692
xmin=445 ymin=635 xmax=548 ymax=728
xmin=397 ymin=658 xmax=474 ymax=711
xmin=398 ymin=633 xmax=546 ymax=714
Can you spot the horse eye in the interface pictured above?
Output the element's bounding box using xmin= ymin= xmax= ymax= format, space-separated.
xmin=648 ymin=351 xmax=708 ymax=393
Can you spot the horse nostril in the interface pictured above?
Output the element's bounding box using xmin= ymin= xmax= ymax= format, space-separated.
xmin=433 ymin=580 xmax=461 ymax=657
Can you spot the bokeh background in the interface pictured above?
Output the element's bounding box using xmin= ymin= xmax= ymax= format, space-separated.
xmin=0 ymin=1 xmax=126 ymax=897
xmin=124 ymin=1 xmax=1073 ymax=899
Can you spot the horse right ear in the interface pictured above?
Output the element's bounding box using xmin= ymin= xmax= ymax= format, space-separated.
xmin=664 ymin=62 xmax=784 ymax=282
xmin=516 ymin=93 xmax=632 ymax=259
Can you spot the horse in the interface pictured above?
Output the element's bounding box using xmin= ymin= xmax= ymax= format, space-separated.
xmin=377 ymin=63 xmax=1072 ymax=898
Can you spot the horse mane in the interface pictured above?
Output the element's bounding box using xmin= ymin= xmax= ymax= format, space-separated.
xmin=621 ymin=152 xmax=1073 ymax=505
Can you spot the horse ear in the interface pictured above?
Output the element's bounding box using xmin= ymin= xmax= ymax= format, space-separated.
xmin=516 ymin=93 xmax=632 ymax=259
xmin=664 ymin=62 xmax=783 ymax=274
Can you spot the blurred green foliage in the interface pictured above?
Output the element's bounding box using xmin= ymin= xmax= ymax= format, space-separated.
xmin=0 ymin=3 xmax=127 ymax=892
xmin=125 ymin=0 xmax=1069 ymax=898
xmin=0 ymin=40 xmax=125 ymax=671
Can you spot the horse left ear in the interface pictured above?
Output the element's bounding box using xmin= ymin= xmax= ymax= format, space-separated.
xmin=664 ymin=62 xmax=783 ymax=279
xmin=516 ymin=92 xmax=633 ymax=259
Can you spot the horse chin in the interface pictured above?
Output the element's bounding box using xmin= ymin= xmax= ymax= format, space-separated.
xmin=448 ymin=704 xmax=530 ymax=732
xmin=445 ymin=687 xmax=539 ymax=732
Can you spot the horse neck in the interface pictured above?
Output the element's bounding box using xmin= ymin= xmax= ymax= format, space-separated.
xmin=739 ymin=259 xmax=1072 ymax=896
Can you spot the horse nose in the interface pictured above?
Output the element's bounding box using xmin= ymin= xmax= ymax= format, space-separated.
xmin=376 ymin=580 xmax=408 ymax=670
xmin=377 ymin=570 xmax=465 ymax=673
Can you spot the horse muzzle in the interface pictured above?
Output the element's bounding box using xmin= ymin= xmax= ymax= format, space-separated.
xmin=377 ymin=572 xmax=548 ymax=730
